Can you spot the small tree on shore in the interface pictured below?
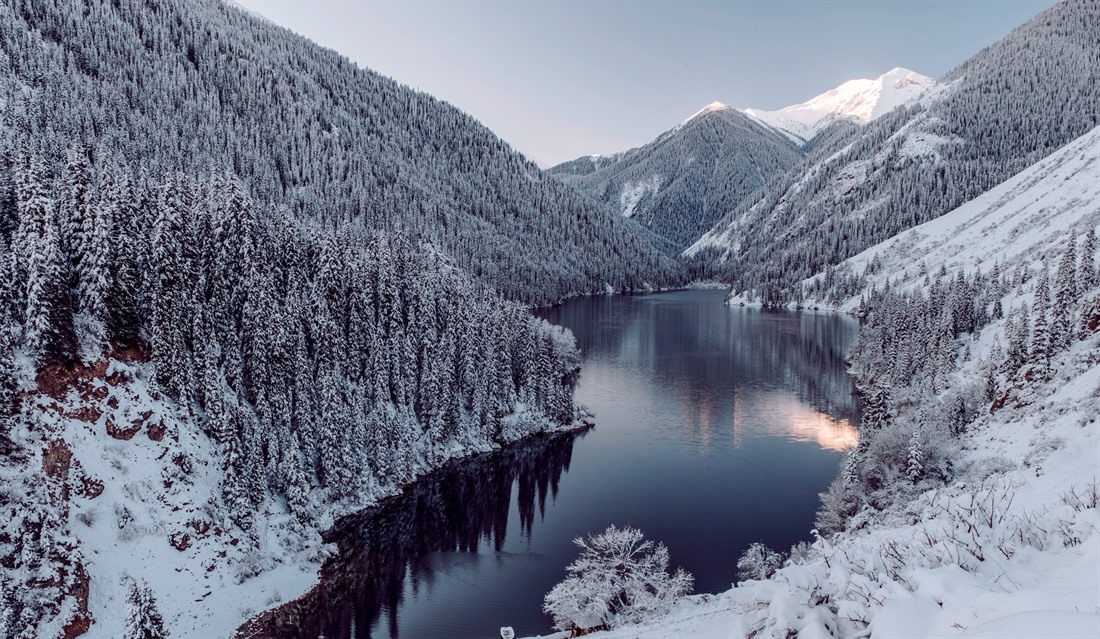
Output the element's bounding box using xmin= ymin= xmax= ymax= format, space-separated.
xmin=543 ymin=525 xmax=692 ymax=632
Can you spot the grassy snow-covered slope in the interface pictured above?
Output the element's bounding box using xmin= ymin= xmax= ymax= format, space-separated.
xmin=529 ymin=127 xmax=1100 ymax=639
xmin=803 ymin=124 xmax=1100 ymax=312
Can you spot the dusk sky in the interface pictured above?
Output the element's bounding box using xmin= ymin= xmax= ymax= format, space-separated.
xmin=236 ymin=1 xmax=1058 ymax=167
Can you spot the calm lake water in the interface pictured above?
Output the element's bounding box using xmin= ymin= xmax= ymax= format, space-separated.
xmin=252 ymin=289 xmax=859 ymax=638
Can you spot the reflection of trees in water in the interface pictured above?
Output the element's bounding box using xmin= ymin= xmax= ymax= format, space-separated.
xmin=239 ymin=429 xmax=585 ymax=639
xmin=543 ymin=295 xmax=858 ymax=426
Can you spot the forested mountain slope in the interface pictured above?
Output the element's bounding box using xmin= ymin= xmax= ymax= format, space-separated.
xmin=0 ymin=0 xmax=679 ymax=305
xmin=0 ymin=141 xmax=585 ymax=635
xmin=0 ymin=0 xmax=630 ymax=633
xmin=548 ymin=106 xmax=802 ymax=253
xmin=688 ymin=0 xmax=1100 ymax=305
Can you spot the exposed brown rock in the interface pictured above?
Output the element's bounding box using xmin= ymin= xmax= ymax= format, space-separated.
xmin=106 ymin=418 xmax=141 ymax=441
xmin=60 ymin=562 xmax=92 ymax=639
xmin=146 ymin=420 xmax=167 ymax=442
xmin=77 ymin=474 xmax=105 ymax=500
xmin=169 ymin=531 xmax=191 ymax=552
xmin=43 ymin=439 xmax=73 ymax=483
xmin=105 ymin=371 xmax=131 ymax=386
xmin=68 ymin=405 xmax=102 ymax=424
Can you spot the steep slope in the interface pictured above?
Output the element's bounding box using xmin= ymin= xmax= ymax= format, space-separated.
xmin=689 ymin=0 xmax=1100 ymax=305
xmin=0 ymin=0 xmax=678 ymax=305
xmin=801 ymin=124 xmax=1100 ymax=311
xmin=744 ymin=68 xmax=935 ymax=145
xmin=545 ymin=124 xmax=1100 ymax=639
xmin=548 ymin=106 xmax=802 ymax=253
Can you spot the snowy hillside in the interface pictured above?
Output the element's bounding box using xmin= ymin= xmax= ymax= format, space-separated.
xmin=528 ymin=126 xmax=1100 ymax=639
xmin=744 ymin=68 xmax=934 ymax=145
xmin=688 ymin=0 xmax=1100 ymax=306
xmin=1 ymin=352 xmax=320 ymax=638
xmin=802 ymin=124 xmax=1100 ymax=311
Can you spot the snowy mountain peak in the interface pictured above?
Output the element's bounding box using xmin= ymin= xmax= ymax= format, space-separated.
xmin=677 ymin=101 xmax=732 ymax=129
xmin=744 ymin=68 xmax=934 ymax=144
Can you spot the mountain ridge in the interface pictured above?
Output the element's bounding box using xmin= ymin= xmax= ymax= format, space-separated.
xmin=743 ymin=67 xmax=935 ymax=145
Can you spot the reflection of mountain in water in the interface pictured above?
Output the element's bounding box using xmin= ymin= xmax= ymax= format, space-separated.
xmin=730 ymin=391 xmax=858 ymax=451
xmin=239 ymin=429 xmax=585 ymax=639
xmin=542 ymin=292 xmax=859 ymax=442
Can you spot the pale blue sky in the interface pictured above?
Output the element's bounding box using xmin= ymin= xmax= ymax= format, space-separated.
xmin=237 ymin=0 xmax=1058 ymax=166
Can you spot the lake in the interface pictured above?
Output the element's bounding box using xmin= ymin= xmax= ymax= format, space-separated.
xmin=250 ymin=289 xmax=859 ymax=638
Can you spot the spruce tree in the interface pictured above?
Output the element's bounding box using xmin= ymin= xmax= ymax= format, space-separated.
xmin=1029 ymin=268 xmax=1051 ymax=371
xmin=1051 ymin=239 xmax=1077 ymax=352
xmin=17 ymin=156 xmax=76 ymax=367
xmin=122 ymin=578 xmax=167 ymax=639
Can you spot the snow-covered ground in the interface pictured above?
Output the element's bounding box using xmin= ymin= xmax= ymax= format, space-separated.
xmin=525 ymin=126 xmax=1100 ymax=639
xmin=8 ymin=354 xmax=322 ymax=638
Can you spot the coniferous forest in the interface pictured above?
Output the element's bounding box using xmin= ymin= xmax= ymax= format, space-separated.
xmin=1 ymin=0 xmax=1099 ymax=636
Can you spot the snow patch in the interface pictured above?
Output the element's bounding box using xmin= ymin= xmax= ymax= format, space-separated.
xmin=619 ymin=175 xmax=662 ymax=218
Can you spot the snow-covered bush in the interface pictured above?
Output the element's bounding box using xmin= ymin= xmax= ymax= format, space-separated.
xmin=735 ymin=542 xmax=786 ymax=583
xmin=543 ymin=525 xmax=693 ymax=632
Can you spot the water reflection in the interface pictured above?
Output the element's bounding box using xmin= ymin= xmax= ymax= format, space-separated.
xmin=240 ymin=429 xmax=586 ymax=639
xmin=545 ymin=292 xmax=859 ymax=449
xmin=730 ymin=390 xmax=858 ymax=452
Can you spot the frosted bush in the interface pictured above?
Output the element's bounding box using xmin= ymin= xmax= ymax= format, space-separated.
xmin=543 ymin=525 xmax=692 ymax=632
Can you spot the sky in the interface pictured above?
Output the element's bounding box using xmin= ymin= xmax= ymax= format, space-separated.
xmin=236 ymin=0 xmax=1059 ymax=167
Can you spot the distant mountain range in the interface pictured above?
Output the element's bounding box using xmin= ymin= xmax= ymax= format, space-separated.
xmin=688 ymin=0 xmax=1100 ymax=304
xmin=548 ymin=107 xmax=801 ymax=253
xmin=548 ymin=68 xmax=935 ymax=253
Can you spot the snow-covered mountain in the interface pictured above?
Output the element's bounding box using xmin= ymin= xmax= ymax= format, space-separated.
xmin=547 ymin=69 xmax=933 ymax=255
xmin=802 ymin=124 xmax=1100 ymax=312
xmin=548 ymin=106 xmax=801 ymax=253
xmin=744 ymin=68 xmax=935 ymax=145
xmin=688 ymin=0 xmax=1100 ymax=306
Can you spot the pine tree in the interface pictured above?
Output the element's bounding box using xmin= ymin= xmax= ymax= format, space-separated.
xmin=1028 ymin=268 xmax=1051 ymax=371
xmin=906 ymin=431 xmax=924 ymax=483
xmin=859 ymin=382 xmax=892 ymax=448
xmin=1002 ymin=309 xmax=1029 ymax=375
xmin=1050 ymin=239 xmax=1077 ymax=352
xmin=57 ymin=143 xmax=94 ymax=300
xmin=122 ymin=578 xmax=167 ymax=639
xmin=0 ymin=324 xmax=17 ymax=437
xmin=1080 ymin=227 xmax=1097 ymax=294
xmin=16 ymin=156 xmax=76 ymax=367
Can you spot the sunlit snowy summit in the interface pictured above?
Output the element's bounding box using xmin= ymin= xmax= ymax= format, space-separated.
xmin=744 ymin=67 xmax=935 ymax=144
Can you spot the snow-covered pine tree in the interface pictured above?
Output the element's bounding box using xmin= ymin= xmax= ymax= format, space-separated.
xmin=1080 ymin=227 xmax=1097 ymax=294
xmin=906 ymin=431 xmax=924 ymax=483
xmin=122 ymin=578 xmax=167 ymax=639
xmin=16 ymin=155 xmax=77 ymax=367
xmin=1028 ymin=267 xmax=1051 ymax=372
xmin=57 ymin=143 xmax=94 ymax=302
xmin=1051 ymin=239 xmax=1078 ymax=352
